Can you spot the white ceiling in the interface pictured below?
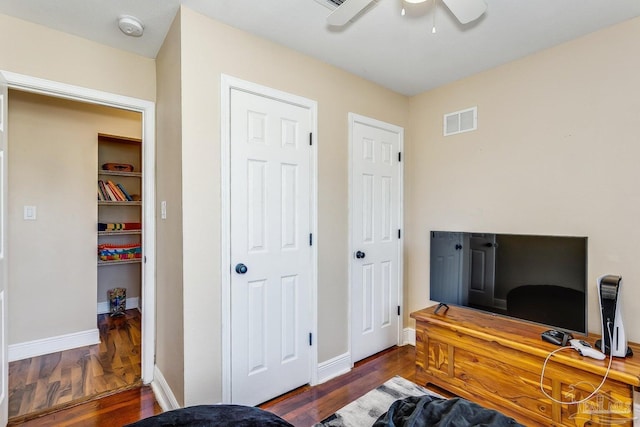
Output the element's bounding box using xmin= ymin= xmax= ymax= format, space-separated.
xmin=1 ymin=0 xmax=639 ymax=96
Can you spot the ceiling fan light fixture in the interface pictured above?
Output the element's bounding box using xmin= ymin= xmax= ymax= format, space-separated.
xmin=326 ymin=0 xmax=486 ymax=26
xmin=441 ymin=0 xmax=487 ymax=24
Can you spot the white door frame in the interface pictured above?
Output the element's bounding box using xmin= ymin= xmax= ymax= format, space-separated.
xmin=220 ymin=74 xmax=318 ymax=402
xmin=0 ymin=70 xmax=156 ymax=384
xmin=347 ymin=113 xmax=404 ymax=362
xmin=0 ymin=72 xmax=8 ymax=426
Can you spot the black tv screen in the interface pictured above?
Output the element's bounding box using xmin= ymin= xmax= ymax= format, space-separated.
xmin=430 ymin=231 xmax=588 ymax=334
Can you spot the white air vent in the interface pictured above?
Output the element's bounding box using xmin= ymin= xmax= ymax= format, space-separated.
xmin=444 ymin=106 xmax=477 ymax=136
xmin=314 ymin=0 xmax=344 ymax=10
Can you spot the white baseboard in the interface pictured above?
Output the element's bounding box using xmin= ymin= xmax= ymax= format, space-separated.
xmin=9 ymin=328 xmax=100 ymax=362
xmin=97 ymin=297 xmax=140 ymax=315
xmin=152 ymin=365 xmax=181 ymax=411
xmin=403 ymin=327 xmax=416 ymax=346
xmin=316 ymin=352 xmax=351 ymax=384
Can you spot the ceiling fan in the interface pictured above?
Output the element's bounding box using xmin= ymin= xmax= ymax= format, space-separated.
xmin=327 ymin=0 xmax=487 ymax=26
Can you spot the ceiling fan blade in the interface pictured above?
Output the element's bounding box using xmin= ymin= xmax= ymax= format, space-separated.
xmin=327 ymin=0 xmax=376 ymax=26
xmin=441 ymin=0 xmax=487 ymax=24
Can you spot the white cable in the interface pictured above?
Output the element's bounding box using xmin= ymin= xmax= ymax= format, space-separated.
xmin=539 ymin=324 xmax=614 ymax=405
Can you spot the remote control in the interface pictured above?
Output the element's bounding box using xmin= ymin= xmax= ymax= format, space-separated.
xmin=569 ymin=339 xmax=606 ymax=360
xmin=541 ymin=329 xmax=572 ymax=346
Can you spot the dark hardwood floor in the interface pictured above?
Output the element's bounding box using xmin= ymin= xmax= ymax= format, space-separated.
xmin=14 ymin=386 xmax=161 ymax=427
xmin=13 ymin=345 xmax=417 ymax=426
xmin=8 ymin=309 xmax=142 ymax=424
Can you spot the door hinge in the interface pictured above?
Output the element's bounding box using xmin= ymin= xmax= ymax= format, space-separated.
xmin=398 ymin=152 xmax=402 ymax=162
xmin=309 ymin=332 xmax=313 ymax=346
xmin=397 ymin=306 xmax=401 ymax=316
xmin=144 ymin=256 xmax=147 ymax=263
xmin=309 ymin=233 xmax=313 ymax=246
xmin=398 ymin=229 xmax=401 ymax=239
xmin=309 ymin=133 xmax=313 ymax=146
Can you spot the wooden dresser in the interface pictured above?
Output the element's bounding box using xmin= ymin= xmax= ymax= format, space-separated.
xmin=410 ymin=305 xmax=640 ymax=426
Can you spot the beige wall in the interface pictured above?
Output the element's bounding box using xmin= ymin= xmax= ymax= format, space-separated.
xmin=0 ymin=14 xmax=155 ymax=102
xmin=176 ymin=6 xmax=409 ymax=405
xmin=405 ymin=16 xmax=640 ymax=341
xmin=155 ymin=11 xmax=185 ymax=405
xmin=8 ymin=90 xmax=141 ymax=344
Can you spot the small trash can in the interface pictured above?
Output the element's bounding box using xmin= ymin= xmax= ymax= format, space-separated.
xmin=108 ymin=287 xmax=126 ymax=317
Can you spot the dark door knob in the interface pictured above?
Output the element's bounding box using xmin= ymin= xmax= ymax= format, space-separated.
xmin=455 ymin=244 xmax=462 ymax=250
xmin=484 ymin=243 xmax=493 ymax=248
xmin=235 ymin=263 xmax=248 ymax=274
xmin=355 ymin=251 xmax=366 ymax=259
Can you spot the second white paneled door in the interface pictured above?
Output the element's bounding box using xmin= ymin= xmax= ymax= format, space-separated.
xmin=230 ymin=87 xmax=313 ymax=406
xmin=350 ymin=113 xmax=403 ymax=363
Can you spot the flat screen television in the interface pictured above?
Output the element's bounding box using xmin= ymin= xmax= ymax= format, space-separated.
xmin=430 ymin=231 xmax=588 ymax=334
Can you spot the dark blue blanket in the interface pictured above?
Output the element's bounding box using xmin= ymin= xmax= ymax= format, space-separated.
xmin=125 ymin=404 xmax=293 ymax=427
xmin=373 ymin=395 xmax=524 ymax=427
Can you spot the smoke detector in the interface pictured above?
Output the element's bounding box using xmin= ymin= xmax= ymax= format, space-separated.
xmin=118 ymin=15 xmax=144 ymax=37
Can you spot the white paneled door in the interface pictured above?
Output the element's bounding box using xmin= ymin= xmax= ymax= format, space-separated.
xmin=0 ymin=73 xmax=8 ymax=425
xmin=350 ymin=114 xmax=403 ymax=363
xmin=230 ymin=88 xmax=313 ymax=406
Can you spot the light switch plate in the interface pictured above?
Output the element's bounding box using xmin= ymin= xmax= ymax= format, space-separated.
xmin=24 ymin=205 xmax=36 ymax=220
xmin=161 ymin=201 xmax=167 ymax=220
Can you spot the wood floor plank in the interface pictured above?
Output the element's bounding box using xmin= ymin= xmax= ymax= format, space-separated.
xmin=25 ymin=358 xmax=41 ymax=385
xmin=70 ymin=365 xmax=83 ymax=400
xmin=39 ymin=353 xmax=61 ymax=381
xmin=18 ymin=389 xmax=33 ymax=415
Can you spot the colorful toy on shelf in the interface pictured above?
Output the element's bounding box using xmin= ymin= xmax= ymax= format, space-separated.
xmin=98 ymin=243 xmax=142 ymax=261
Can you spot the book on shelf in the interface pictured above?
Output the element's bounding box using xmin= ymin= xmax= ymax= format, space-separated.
xmin=98 ymin=222 xmax=142 ymax=231
xmin=101 ymin=180 xmax=119 ymax=201
xmin=106 ymin=180 xmax=125 ymax=201
xmin=98 ymin=180 xmax=110 ymax=200
xmin=98 ymin=179 xmax=135 ymax=202
xmin=116 ymin=183 xmax=133 ymax=201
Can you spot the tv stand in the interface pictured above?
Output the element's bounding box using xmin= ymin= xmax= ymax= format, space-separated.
xmin=410 ymin=305 xmax=640 ymax=426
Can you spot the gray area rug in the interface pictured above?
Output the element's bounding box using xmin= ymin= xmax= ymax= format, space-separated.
xmin=313 ymin=376 xmax=441 ymax=427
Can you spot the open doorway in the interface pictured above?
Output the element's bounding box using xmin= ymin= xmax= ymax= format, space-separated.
xmin=1 ymin=73 xmax=155 ymax=421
